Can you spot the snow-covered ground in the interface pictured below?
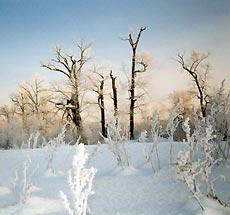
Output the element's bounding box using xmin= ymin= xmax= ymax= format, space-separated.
xmin=0 ymin=142 xmax=229 ymax=215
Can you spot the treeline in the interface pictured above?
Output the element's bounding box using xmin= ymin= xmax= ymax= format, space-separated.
xmin=0 ymin=28 xmax=229 ymax=148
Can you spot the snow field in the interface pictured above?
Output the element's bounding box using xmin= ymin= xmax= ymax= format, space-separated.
xmin=0 ymin=142 xmax=229 ymax=215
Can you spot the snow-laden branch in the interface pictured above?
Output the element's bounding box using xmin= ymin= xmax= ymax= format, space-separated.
xmin=60 ymin=143 xmax=96 ymax=215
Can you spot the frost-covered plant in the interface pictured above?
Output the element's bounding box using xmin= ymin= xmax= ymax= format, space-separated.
xmin=177 ymin=149 xmax=203 ymax=210
xmin=143 ymin=111 xmax=162 ymax=172
xmin=177 ymin=115 xmax=228 ymax=209
xmin=199 ymin=118 xmax=228 ymax=206
xmin=207 ymin=81 xmax=230 ymax=159
xmin=46 ymin=126 xmax=70 ymax=174
xmin=165 ymin=101 xmax=184 ymax=163
xmin=86 ymin=141 xmax=101 ymax=165
xmin=139 ymin=130 xmax=148 ymax=143
xmin=104 ymin=115 xmax=130 ymax=169
xmin=60 ymin=143 xmax=96 ymax=215
xmin=177 ymin=117 xmax=207 ymax=210
xmin=12 ymin=156 xmax=37 ymax=204
xmin=20 ymin=131 xmax=46 ymax=149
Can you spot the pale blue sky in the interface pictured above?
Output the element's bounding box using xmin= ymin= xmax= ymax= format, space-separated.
xmin=0 ymin=0 xmax=230 ymax=104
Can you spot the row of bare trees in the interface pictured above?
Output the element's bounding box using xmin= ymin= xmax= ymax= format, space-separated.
xmin=1 ymin=27 xmax=228 ymax=148
xmin=41 ymin=28 xmax=148 ymax=141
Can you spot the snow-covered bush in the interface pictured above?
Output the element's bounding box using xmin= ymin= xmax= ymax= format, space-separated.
xmin=20 ymin=131 xmax=46 ymax=149
xmin=86 ymin=141 xmax=101 ymax=165
xmin=104 ymin=115 xmax=130 ymax=169
xmin=143 ymin=111 xmax=162 ymax=172
xmin=12 ymin=156 xmax=38 ymax=204
xmin=60 ymin=143 xmax=96 ymax=215
xmin=139 ymin=130 xmax=148 ymax=143
xmin=207 ymin=80 xmax=230 ymax=159
xmin=165 ymin=101 xmax=184 ymax=163
xmin=46 ymin=126 xmax=70 ymax=174
xmin=0 ymin=118 xmax=26 ymax=149
xmin=177 ymin=114 xmax=228 ymax=209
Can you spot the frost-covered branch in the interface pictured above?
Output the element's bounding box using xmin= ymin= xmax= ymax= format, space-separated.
xmin=60 ymin=143 xmax=96 ymax=215
xmin=165 ymin=101 xmax=184 ymax=163
xmin=177 ymin=113 xmax=229 ymax=209
xmin=104 ymin=114 xmax=130 ymax=169
xmin=12 ymin=156 xmax=38 ymax=204
xmin=143 ymin=111 xmax=162 ymax=172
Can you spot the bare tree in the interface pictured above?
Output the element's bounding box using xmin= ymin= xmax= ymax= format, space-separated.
xmin=0 ymin=105 xmax=14 ymax=124
xmin=42 ymin=42 xmax=91 ymax=138
xmin=11 ymin=89 xmax=30 ymax=132
xmin=177 ymin=51 xmax=210 ymax=117
xmin=19 ymin=75 xmax=57 ymax=135
xmin=90 ymin=69 xmax=107 ymax=138
xmin=110 ymin=70 xmax=118 ymax=119
xmin=19 ymin=75 xmax=45 ymax=114
xmin=127 ymin=27 xmax=147 ymax=139
xmin=10 ymin=75 xmax=58 ymax=139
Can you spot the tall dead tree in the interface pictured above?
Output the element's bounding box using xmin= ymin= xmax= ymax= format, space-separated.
xmin=90 ymin=70 xmax=107 ymax=137
xmin=42 ymin=42 xmax=91 ymax=137
xmin=177 ymin=51 xmax=210 ymax=117
xmin=127 ymin=27 xmax=147 ymax=139
xmin=110 ymin=70 xmax=118 ymax=118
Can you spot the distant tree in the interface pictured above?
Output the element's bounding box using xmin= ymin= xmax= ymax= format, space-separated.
xmin=0 ymin=92 xmax=24 ymax=148
xmin=0 ymin=105 xmax=14 ymax=124
xmin=170 ymin=90 xmax=194 ymax=119
xmin=11 ymin=75 xmax=56 ymax=134
xmin=42 ymin=42 xmax=91 ymax=139
xmin=126 ymin=27 xmax=147 ymax=139
xmin=19 ymin=74 xmax=45 ymax=115
xmin=177 ymin=51 xmax=210 ymax=117
xmin=168 ymin=90 xmax=195 ymax=142
xmin=0 ymin=105 xmax=17 ymax=148
xmin=11 ymin=86 xmax=30 ymax=132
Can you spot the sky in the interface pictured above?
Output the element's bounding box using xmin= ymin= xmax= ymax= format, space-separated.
xmin=0 ymin=0 xmax=230 ymax=105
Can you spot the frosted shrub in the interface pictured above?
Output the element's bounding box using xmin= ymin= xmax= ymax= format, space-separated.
xmin=144 ymin=111 xmax=162 ymax=172
xmin=46 ymin=126 xmax=69 ymax=174
xmin=139 ymin=130 xmax=148 ymax=143
xmin=104 ymin=115 xmax=129 ymax=169
xmin=177 ymin=115 xmax=228 ymax=209
xmin=177 ymin=150 xmax=203 ymax=210
xmin=165 ymin=101 xmax=184 ymax=163
xmin=86 ymin=141 xmax=101 ymax=165
xmin=60 ymin=143 xmax=96 ymax=215
xmin=12 ymin=156 xmax=37 ymax=204
xmin=20 ymin=131 xmax=46 ymax=149
xmin=208 ymin=81 xmax=230 ymax=159
xmin=177 ymin=118 xmax=205 ymax=210
xmin=199 ymin=119 xmax=228 ymax=206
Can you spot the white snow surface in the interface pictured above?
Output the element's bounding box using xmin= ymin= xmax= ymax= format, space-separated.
xmin=0 ymin=142 xmax=229 ymax=215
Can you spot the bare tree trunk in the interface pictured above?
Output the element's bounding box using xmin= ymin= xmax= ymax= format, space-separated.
xmin=110 ymin=70 xmax=118 ymax=118
xmin=71 ymin=87 xmax=83 ymax=132
xmin=130 ymin=70 xmax=136 ymax=140
xmin=91 ymin=71 xmax=107 ymax=138
xmin=127 ymin=27 xmax=146 ymax=140
xmin=100 ymin=80 xmax=107 ymax=137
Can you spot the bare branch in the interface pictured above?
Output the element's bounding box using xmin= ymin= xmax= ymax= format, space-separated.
xmin=42 ymin=63 xmax=71 ymax=79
